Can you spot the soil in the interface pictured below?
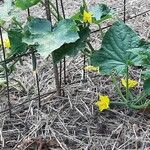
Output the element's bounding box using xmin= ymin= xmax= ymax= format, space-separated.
xmin=0 ymin=0 xmax=150 ymax=149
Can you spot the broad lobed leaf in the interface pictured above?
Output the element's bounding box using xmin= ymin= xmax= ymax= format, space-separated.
xmin=23 ymin=18 xmax=79 ymax=58
xmin=53 ymin=25 xmax=90 ymax=64
xmin=91 ymin=21 xmax=141 ymax=75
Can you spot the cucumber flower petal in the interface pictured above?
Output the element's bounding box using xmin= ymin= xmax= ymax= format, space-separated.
xmin=121 ymin=79 xmax=138 ymax=88
xmin=83 ymin=10 xmax=92 ymax=23
xmin=95 ymin=95 xmax=110 ymax=112
xmin=84 ymin=65 xmax=99 ymax=73
xmin=0 ymin=38 xmax=11 ymax=49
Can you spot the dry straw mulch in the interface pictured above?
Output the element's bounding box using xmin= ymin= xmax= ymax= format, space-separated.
xmin=0 ymin=0 xmax=150 ymax=149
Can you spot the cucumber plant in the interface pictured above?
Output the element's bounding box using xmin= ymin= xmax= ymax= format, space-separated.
xmin=0 ymin=0 xmax=149 ymax=111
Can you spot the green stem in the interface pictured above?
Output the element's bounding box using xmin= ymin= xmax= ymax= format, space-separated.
xmin=19 ymin=58 xmax=23 ymax=66
xmin=111 ymin=74 xmax=127 ymax=103
xmin=130 ymin=99 xmax=150 ymax=109
xmin=125 ymin=64 xmax=129 ymax=101
xmin=10 ymin=78 xmax=27 ymax=93
xmin=84 ymin=47 xmax=92 ymax=54
xmin=49 ymin=1 xmax=58 ymax=13
xmin=111 ymin=101 xmax=126 ymax=105
xmin=81 ymin=49 xmax=90 ymax=57
xmin=87 ymin=41 xmax=95 ymax=53
xmin=0 ymin=26 xmax=7 ymax=32
xmin=128 ymin=90 xmax=134 ymax=100
xmin=44 ymin=0 xmax=61 ymax=96
xmin=12 ymin=18 xmax=23 ymax=29
xmin=50 ymin=10 xmax=59 ymax=20
xmin=133 ymin=92 xmax=146 ymax=104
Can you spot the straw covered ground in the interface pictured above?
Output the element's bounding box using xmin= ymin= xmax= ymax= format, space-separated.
xmin=0 ymin=0 xmax=150 ymax=149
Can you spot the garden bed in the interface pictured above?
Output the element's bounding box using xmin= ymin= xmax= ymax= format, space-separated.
xmin=0 ymin=0 xmax=150 ymax=149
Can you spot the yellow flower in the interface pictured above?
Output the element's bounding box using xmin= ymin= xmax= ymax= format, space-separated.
xmin=121 ymin=78 xmax=138 ymax=88
xmin=83 ymin=10 xmax=92 ymax=23
xmin=0 ymin=38 xmax=11 ymax=48
xmin=95 ymin=95 xmax=110 ymax=112
xmin=84 ymin=65 xmax=99 ymax=73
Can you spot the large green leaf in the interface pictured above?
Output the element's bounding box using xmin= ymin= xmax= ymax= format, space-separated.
xmin=0 ymin=0 xmax=13 ymax=24
xmin=23 ymin=18 xmax=79 ymax=58
xmin=8 ymin=27 xmax=28 ymax=55
xmin=143 ymin=78 xmax=150 ymax=95
xmin=91 ymin=21 xmax=141 ymax=75
xmin=15 ymin=0 xmax=41 ymax=10
xmin=53 ymin=26 xmax=90 ymax=64
xmin=90 ymin=4 xmax=113 ymax=24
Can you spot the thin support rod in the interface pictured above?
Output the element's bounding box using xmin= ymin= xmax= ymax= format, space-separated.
xmin=83 ymin=54 xmax=86 ymax=81
xmin=91 ymin=9 xmax=150 ymax=34
xmin=28 ymin=9 xmax=41 ymax=108
xmin=35 ymin=72 xmax=41 ymax=108
xmin=31 ymin=50 xmax=41 ymax=108
xmin=60 ymin=0 xmax=65 ymax=18
xmin=63 ymin=57 xmax=67 ymax=84
xmin=59 ymin=60 xmax=62 ymax=93
xmin=44 ymin=0 xmax=52 ymax=21
xmin=55 ymin=0 xmax=60 ymax=20
xmin=45 ymin=0 xmax=61 ymax=96
xmin=27 ymin=8 xmax=30 ymax=17
xmin=60 ymin=0 xmax=67 ymax=84
xmin=27 ymin=8 xmax=41 ymax=109
xmin=0 ymin=27 xmax=12 ymax=117
xmin=123 ymin=0 xmax=126 ymax=23
xmin=56 ymin=0 xmax=62 ymax=94
xmin=128 ymin=9 xmax=150 ymax=20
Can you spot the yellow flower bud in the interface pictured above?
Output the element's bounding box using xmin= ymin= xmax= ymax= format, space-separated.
xmin=83 ymin=10 xmax=92 ymax=23
xmin=0 ymin=38 xmax=11 ymax=49
xmin=121 ymin=78 xmax=138 ymax=88
xmin=84 ymin=65 xmax=99 ymax=73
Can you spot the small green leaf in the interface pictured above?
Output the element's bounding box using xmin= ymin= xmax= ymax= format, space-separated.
xmin=8 ymin=27 xmax=28 ymax=55
xmin=23 ymin=18 xmax=79 ymax=58
xmin=71 ymin=5 xmax=85 ymax=22
xmin=143 ymin=78 xmax=150 ymax=95
xmin=71 ymin=11 xmax=82 ymax=21
xmin=71 ymin=4 xmax=113 ymax=24
xmin=15 ymin=0 xmax=41 ymax=10
xmin=25 ymin=18 xmax=51 ymax=34
xmin=90 ymin=4 xmax=113 ymax=24
xmin=91 ymin=21 xmax=141 ymax=75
